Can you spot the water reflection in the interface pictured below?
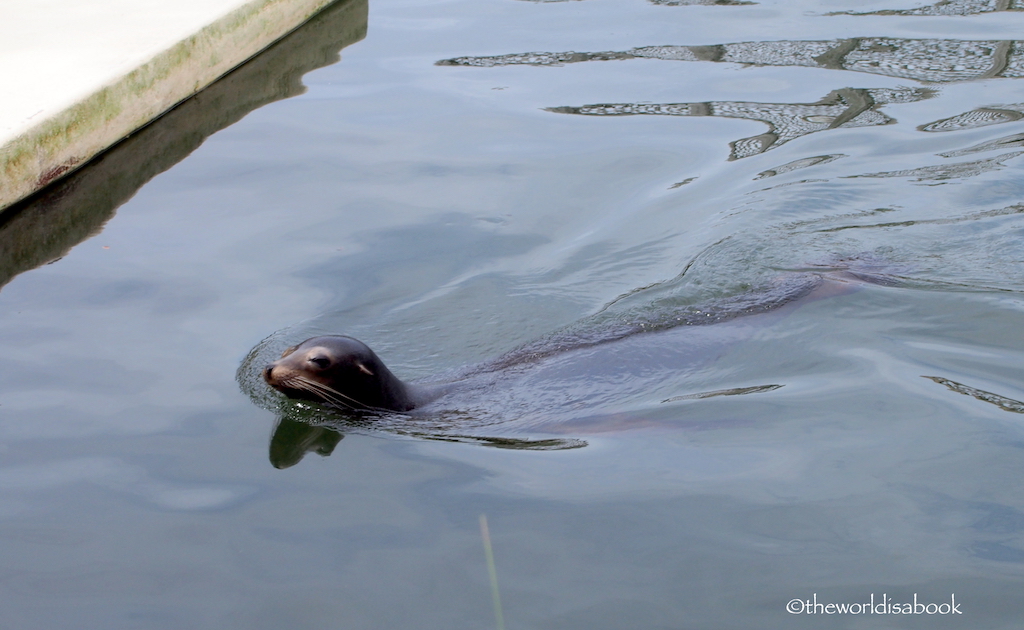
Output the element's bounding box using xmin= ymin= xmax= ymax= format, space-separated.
xmin=439 ymin=35 xmax=1024 ymax=159
xmin=921 ymin=104 xmax=1024 ymax=132
xmin=829 ymin=0 xmax=1023 ymax=16
xmin=268 ymin=416 xmax=588 ymax=469
xmin=0 ymin=0 xmax=367 ymax=292
xmin=755 ymin=154 xmax=846 ymax=179
xmin=940 ymin=133 xmax=1024 ymax=157
xmin=547 ymin=87 xmax=930 ymax=160
xmin=847 ymin=151 xmax=1024 ymax=183
xmin=259 ymin=385 xmax=788 ymax=468
xmin=647 ymin=0 xmax=753 ymax=3
xmin=521 ymin=0 xmax=754 ymax=4
xmin=660 ymin=383 xmax=782 ymax=403
xmin=439 ymin=38 xmax=1024 ymax=83
xmin=924 ymin=376 xmax=1024 ymax=414
xmin=269 ymin=418 xmax=345 ymax=469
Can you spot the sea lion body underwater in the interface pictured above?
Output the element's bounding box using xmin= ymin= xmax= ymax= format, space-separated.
xmin=263 ymin=269 xmax=883 ymax=414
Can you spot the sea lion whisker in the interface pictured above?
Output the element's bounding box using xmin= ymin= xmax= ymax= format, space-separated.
xmin=280 ymin=376 xmax=358 ymax=410
xmin=296 ymin=377 xmax=401 ymax=414
xmin=304 ymin=388 xmax=357 ymax=410
xmin=292 ymin=377 xmax=358 ymax=404
xmin=294 ymin=376 xmax=375 ymax=410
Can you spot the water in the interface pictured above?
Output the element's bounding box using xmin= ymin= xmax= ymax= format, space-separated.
xmin=3 ymin=0 xmax=1024 ymax=627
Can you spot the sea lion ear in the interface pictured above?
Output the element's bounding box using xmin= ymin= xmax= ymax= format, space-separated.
xmin=356 ymin=362 xmax=375 ymax=376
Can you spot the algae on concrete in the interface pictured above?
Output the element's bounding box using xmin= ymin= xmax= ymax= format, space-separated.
xmin=0 ymin=0 xmax=344 ymax=213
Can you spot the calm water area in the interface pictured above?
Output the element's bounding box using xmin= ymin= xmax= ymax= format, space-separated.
xmin=3 ymin=0 xmax=1024 ymax=627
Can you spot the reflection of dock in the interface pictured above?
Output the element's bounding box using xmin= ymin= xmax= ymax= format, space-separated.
xmin=648 ymin=0 xmax=753 ymax=4
xmin=920 ymin=104 xmax=1024 ymax=132
xmin=830 ymin=0 xmax=1023 ymax=16
xmin=925 ymin=376 xmax=1024 ymax=414
xmin=848 ymin=152 xmax=1024 ymax=183
xmin=0 ymin=0 xmax=367 ymax=293
xmin=0 ymin=0 xmax=346 ymax=213
xmin=548 ymin=87 xmax=931 ymax=160
xmin=521 ymin=0 xmax=754 ymax=4
xmin=439 ymin=38 xmax=1024 ymax=84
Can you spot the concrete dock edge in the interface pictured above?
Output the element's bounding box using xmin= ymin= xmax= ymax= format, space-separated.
xmin=0 ymin=0 xmax=339 ymax=213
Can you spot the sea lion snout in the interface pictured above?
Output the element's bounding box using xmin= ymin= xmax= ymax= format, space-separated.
xmin=264 ymin=359 xmax=300 ymax=388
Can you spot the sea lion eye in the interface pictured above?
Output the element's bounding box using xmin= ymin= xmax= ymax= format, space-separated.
xmin=280 ymin=345 xmax=298 ymax=358
xmin=308 ymin=356 xmax=331 ymax=368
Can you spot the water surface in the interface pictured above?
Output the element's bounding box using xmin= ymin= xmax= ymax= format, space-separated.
xmin=3 ymin=0 xmax=1024 ymax=627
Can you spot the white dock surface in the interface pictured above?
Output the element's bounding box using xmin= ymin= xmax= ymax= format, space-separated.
xmin=0 ymin=0 xmax=337 ymax=211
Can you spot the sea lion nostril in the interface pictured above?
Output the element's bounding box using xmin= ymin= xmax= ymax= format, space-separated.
xmin=263 ymin=365 xmax=275 ymax=382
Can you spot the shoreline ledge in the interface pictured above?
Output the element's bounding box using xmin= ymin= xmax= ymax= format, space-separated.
xmin=0 ymin=0 xmax=339 ymax=212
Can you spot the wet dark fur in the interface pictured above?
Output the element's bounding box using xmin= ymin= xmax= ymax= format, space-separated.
xmin=263 ymin=336 xmax=434 ymax=412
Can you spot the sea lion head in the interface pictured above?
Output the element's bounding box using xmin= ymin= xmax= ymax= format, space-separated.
xmin=263 ymin=335 xmax=414 ymax=412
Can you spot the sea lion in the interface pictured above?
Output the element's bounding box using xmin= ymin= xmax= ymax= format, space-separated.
xmin=262 ymin=270 xmax=877 ymax=415
xmin=263 ymin=335 xmax=438 ymax=412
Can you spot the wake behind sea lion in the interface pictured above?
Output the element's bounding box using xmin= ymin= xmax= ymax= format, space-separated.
xmin=259 ymin=268 xmax=884 ymax=415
